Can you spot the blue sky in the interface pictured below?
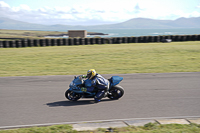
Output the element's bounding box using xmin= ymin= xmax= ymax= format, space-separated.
xmin=0 ymin=0 xmax=200 ymax=25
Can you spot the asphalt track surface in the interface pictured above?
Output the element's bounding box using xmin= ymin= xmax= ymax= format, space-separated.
xmin=0 ymin=72 xmax=200 ymax=128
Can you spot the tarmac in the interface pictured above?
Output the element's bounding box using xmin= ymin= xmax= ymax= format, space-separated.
xmin=1 ymin=73 xmax=200 ymax=131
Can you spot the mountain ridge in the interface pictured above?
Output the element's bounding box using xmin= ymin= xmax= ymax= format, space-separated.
xmin=0 ymin=17 xmax=200 ymax=31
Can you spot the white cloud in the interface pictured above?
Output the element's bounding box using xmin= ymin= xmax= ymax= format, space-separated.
xmin=12 ymin=4 xmax=31 ymax=12
xmin=0 ymin=1 xmax=9 ymax=8
xmin=187 ymin=11 xmax=200 ymax=18
xmin=172 ymin=10 xmax=200 ymax=19
xmin=0 ymin=1 xmax=145 ymax=25
xmin=0 ymin=1 xmax=200 ymax=25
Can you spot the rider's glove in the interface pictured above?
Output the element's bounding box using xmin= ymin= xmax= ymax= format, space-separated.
xmin=81 ymin=87 xmax=87 ymax=92
xmin=81 ymin=75 xmax=87 ymax=78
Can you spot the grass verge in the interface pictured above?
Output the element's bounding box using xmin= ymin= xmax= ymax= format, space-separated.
xmin=95 ymin=123 xmax=200 ymax=133
xmin=0 ymin=124 xmax=75 ymax=133
xmin=1 ymin=123 xmax=200 ymax=133
xmin=0 ymin=29 xmax=69 ymax=40
xmin=0 ymin=41 xmax=200 ymax=77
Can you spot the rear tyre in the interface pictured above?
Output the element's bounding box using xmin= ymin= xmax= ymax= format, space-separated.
xmin=108 ymin=85 xmax=124 ymax=100
xmin=65 ymin=90 xmax=82 ymax=101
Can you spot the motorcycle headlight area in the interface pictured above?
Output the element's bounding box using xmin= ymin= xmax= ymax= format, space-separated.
xmin=69 ymin=81 xmax=75 ymax=87
xmin=69 ymin=82 xmax=80 ymax=90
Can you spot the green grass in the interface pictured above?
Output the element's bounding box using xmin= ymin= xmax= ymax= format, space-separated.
xmin=0 ymin=124 xmax=76 ymax=133
xmin=96 ymin=123 xmax=200 ymax=133
xmin=0 ymin=41 xmax=200 ymax=77
xmin=1 ymin=123 xmax=200 ymax=133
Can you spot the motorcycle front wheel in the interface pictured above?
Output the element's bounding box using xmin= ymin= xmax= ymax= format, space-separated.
xmin=65 ymin=90 xmax=82 ymax=101
xmin=108 ymin=85 xmax=124 ymax=100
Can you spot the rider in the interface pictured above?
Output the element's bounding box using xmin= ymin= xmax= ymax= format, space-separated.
xmin=82 ymin=69 xmax=109 ymax=102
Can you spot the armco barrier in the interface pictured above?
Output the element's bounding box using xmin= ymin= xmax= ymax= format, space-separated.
xmin=0 ymin=35 xmax=200 ymax=48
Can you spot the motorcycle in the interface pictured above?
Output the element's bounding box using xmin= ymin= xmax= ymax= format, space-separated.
xmin=65 ymin=75 xmax=124 ymax=101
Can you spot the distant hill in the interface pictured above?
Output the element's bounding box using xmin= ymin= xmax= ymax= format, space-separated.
xmin=0 ymin=17 xmax=50 ymax=30
xmin=0 ymin=17 xmax=200 ymax=31
xmin=96 ymin=17 xmax=200 ymax=29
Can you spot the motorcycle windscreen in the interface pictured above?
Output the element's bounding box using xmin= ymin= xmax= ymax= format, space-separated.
xmin=111 ymin=76 xmax=123 ymax=86
xmin=70 ymin=76 xmax=83 ymax=87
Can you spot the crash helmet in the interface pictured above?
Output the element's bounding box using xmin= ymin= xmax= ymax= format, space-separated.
xmin=87 ymin=69 xmax=96 ymax=79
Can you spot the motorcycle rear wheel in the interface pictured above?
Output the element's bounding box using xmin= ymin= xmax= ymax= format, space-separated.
xmin=65 ymin=90 xmax=82 ymax=101
xmin=108 ymin=85 xmax=124 ymax=100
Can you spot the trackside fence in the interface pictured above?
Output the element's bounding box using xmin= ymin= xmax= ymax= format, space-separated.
xmin=0 ymin=35 xmax=200 ymax=48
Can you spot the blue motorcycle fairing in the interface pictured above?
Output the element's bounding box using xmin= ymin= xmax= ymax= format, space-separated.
xmin=84 ymin=79 xmax=95 ymax=92
xmin=68 ymin=87 xmax=96 ymax=98
xmin=69 ymin=75 xmax=83 ymax=88
xmin=110 ymin=76 xmax=123 ymax=87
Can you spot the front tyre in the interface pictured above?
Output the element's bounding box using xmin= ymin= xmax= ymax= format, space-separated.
xmin=108 ymin=85 xmax=124 ymax=100
xmin=65 ymin=90 xmax=82 ymax=101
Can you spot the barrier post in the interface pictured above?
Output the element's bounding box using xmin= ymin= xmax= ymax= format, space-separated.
xmin=122 ymin=37 xmax=128 ymax=43
xmin=185 ymin=35 xmax=189 ymax=41
xmin=127 ymin=37 xmax=130 ymax=43
xmin=191 ymin=35 xmax=197 ymax=41
xmin=27 ymin=39 xmax=33 ymax=47
xmin=50 ymin=39 xmax=54 ymax=46
xmin=133 ymin=37 xmax=138 ymax=43
xmin=112 ymin=38 xmax=116 ymax=44
xmin=45 ymin=39 xmax=50 ymax=46
xmin=84 ymin=38 xmax=88 ymax=45
xmin=148 ymin=36 xmax=153 ymax=42
xmin=117 ymin=37 xmax=122 ymax=44
xmin=68 ymin=38 xmax=74 ymax=45
xmin=2 ymin=41 xmax=9 ymax=48
xmin=16 ymin=40 xmax=22 ymax=48
xmin=74 ymin=38 xmax=79 ymax=45
xmin=143 ymin=36 xmax=148 ymax=43
xmin=0 ymin=41 xmax=3 ymax=48
xmin=108 ymin=38 xmax=113 ymax=44
xmin=174 ymin=35 xmax=181 ymax=42
xmin=86 ymin=38 xmax=90 ymax=45
xmin=197 ymin=35 xmax=200 ymax=41
xmin=169 ymin=35 xmax=174 ymax=42
xmin=50 ymin=39 xmax=56 ymax=46
xmin=159 ymin=36 xmax=164 ymax=42
xmin=33 ymin=39 xmax=39 ymax=47
xmin=153 ymin=36 xmax=158 ymax=42
xmin=56 ymin=39 xmax=61 ymax=46
xmin=180 ymin=35 xmax=186 ymax=41
xmin=60 ymin=39 xmax=64 ymax=46
xmin=138 ymin=37 xmax=143 ymax=43
xmin=39 ymin=39 xmax=43 ymax=46
xmin=22 ymin=39 xmax=28 ymax=47
xmin=101 ymin=38 xmax=105 ymax=44
xmin=79 ymin=38 xmax=84 ymax=45
xmin=89 ymin=38 xmax=95 ymax=44
xmin=98 ymin=38 xmax=101 ymax=44
xmin=62 ymin=39 xmax=68 ymax=45
xmin=94 ymin=38 xmax=100 ymax=44
xmin=9 ymin=41 xmax=14 ymax=48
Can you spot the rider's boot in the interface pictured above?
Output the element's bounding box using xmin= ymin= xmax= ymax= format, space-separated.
xmin=94 ymin=90 xmax=106 ymax=102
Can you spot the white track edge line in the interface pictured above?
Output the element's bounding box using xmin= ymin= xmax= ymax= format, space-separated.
xmin=1 ymin=115 xmax=200 ymax=130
